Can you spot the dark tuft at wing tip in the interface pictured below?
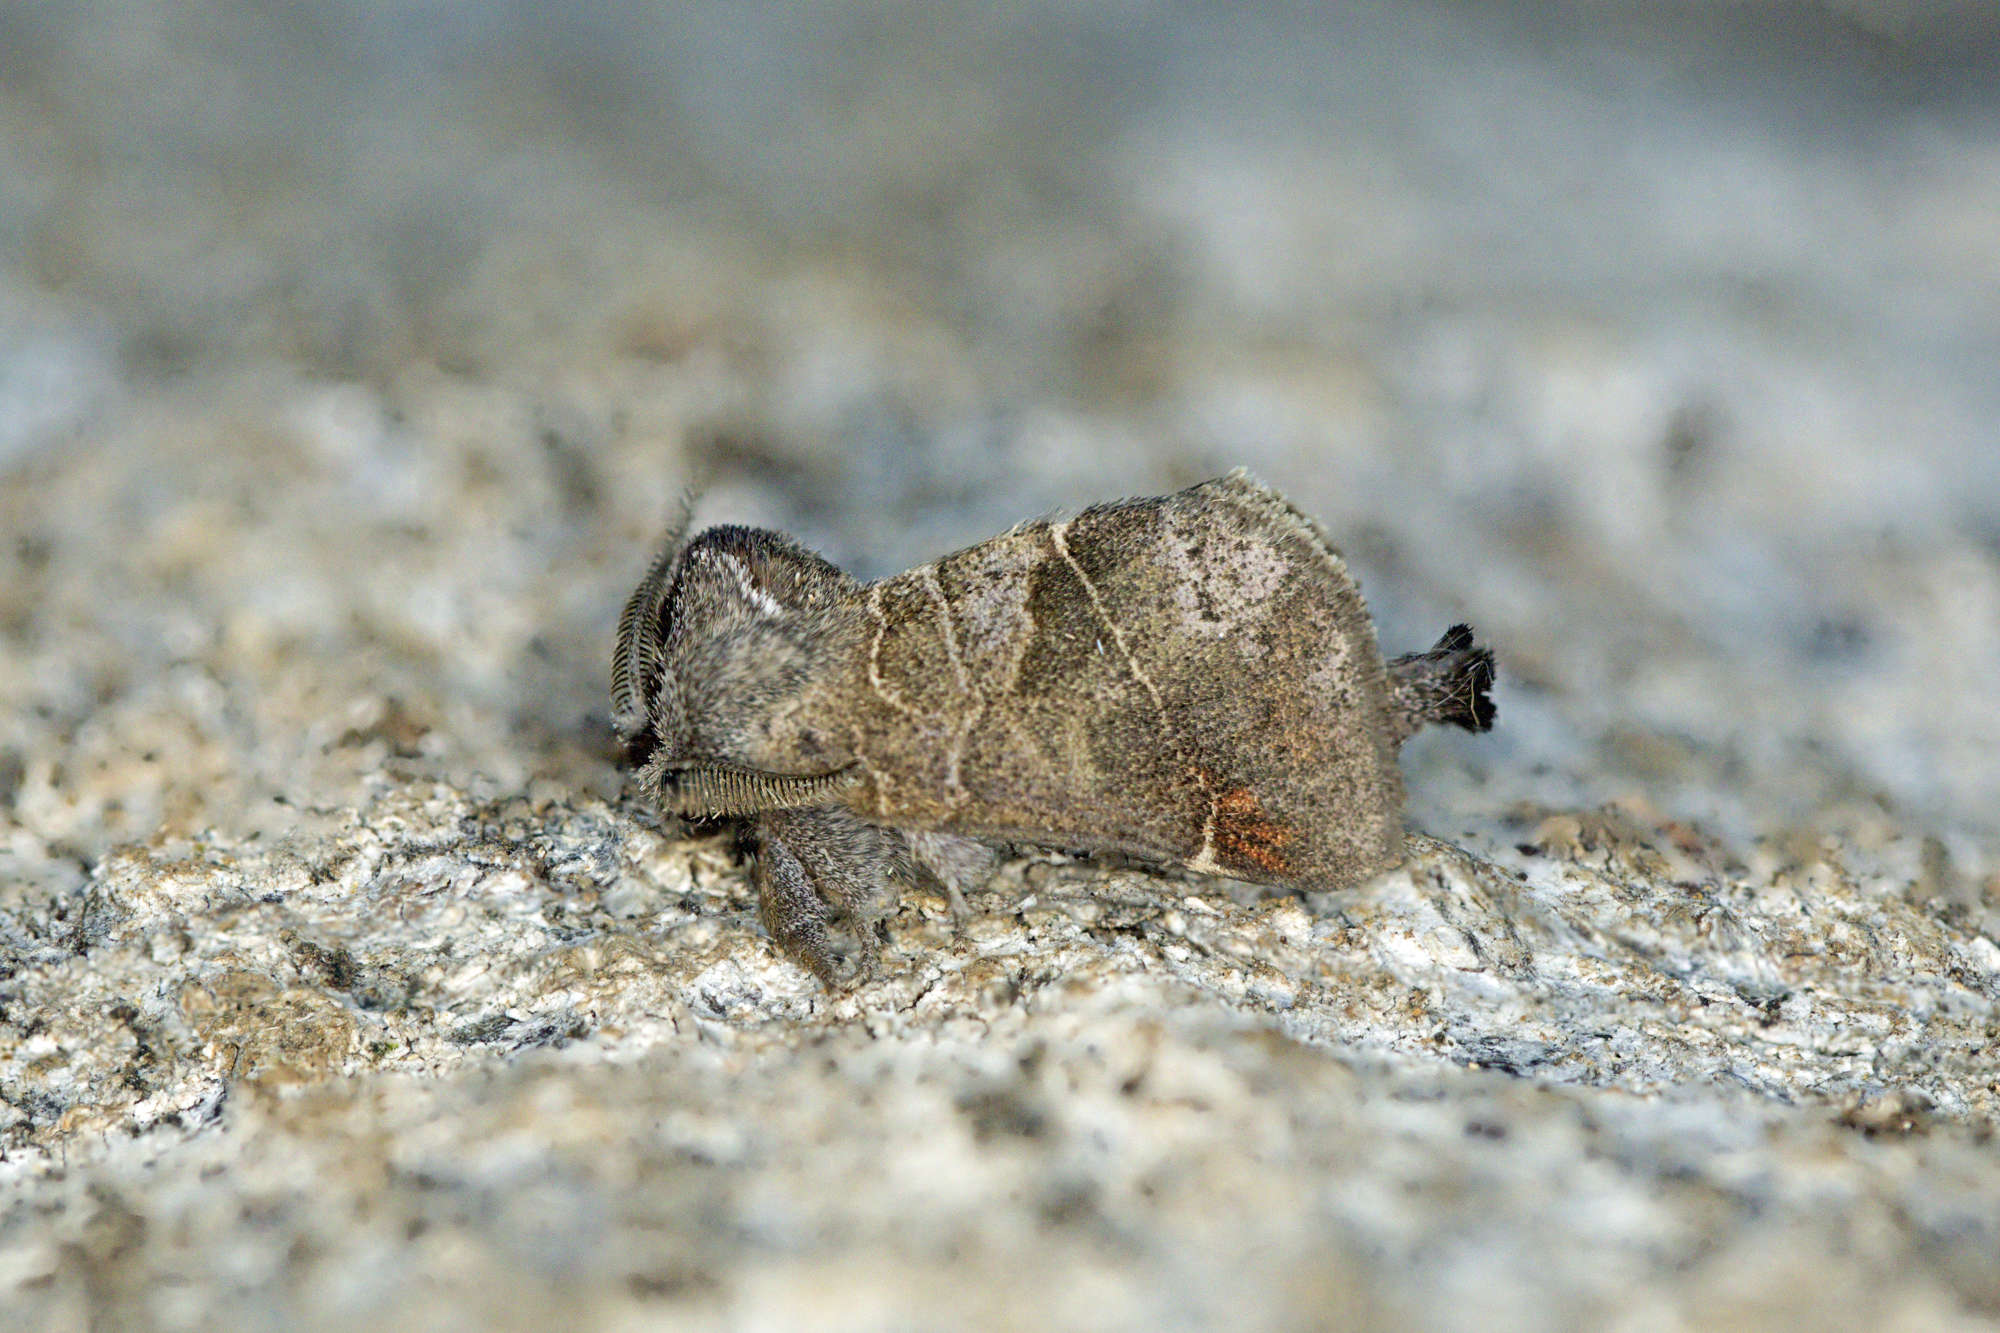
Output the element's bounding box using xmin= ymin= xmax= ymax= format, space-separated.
xmin=1388 ymin=623 xmax=1495 ymax=736
xmin=1435 ymin=624 xmax=1496 ymax=733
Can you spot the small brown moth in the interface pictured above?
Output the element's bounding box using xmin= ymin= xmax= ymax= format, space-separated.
xmin=613 ymin=471 xmax=1494 ymax=986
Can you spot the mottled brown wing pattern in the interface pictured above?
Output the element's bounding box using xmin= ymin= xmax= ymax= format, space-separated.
xmin=840 ymin=476 xmax=1405 ymax=889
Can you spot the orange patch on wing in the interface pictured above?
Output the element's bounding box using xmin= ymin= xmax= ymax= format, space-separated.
xmin=1211 ymin=786 xmax=1292 ymax=878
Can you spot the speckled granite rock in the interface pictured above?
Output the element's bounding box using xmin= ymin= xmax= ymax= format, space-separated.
xmin=3 ymin=4 xmax=1998 ymax=1331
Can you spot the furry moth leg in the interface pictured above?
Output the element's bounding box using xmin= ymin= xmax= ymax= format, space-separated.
xmin=751 ymin=807 xmax=899 ymax=987
xmin=904 ymin=831 xmax=1001 ymax=927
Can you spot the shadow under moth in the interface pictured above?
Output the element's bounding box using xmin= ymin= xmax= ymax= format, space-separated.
xmin=612 ymin=471 xmax=1494 ymax=988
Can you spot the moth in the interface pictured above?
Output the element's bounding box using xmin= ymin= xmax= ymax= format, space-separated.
xmin=612 ymin=471 xmax=1494 ymax=987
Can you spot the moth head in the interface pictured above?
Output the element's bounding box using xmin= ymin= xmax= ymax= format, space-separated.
xmin=617 ymin=524 xmax=855 ymax=775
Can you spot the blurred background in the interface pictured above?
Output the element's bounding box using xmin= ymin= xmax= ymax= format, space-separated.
xmin=5 ymin=7 xmax=2000 ymax=1329
xmin=2 ymin=0 xmax=1996 ymax=884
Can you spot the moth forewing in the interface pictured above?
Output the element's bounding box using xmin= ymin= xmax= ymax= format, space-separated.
xmin=825 ymin=475 xmax=1407 ymax=890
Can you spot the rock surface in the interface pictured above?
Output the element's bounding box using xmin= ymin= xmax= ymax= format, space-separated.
xmin=3 ymin=4 xmax=1998 ymax=1330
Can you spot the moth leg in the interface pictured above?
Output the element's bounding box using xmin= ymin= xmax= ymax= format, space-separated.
xmin=753 ymin=826 xmax=848 ymax=987
xmin=751 ymin=808 xmax=897 ymax=988
xmin=905 ymin=831 xmax=1000 ymax=929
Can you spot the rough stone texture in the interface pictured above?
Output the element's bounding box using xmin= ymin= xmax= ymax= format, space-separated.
xmin=3 ymin=4 xmax=1998 ymax=1330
